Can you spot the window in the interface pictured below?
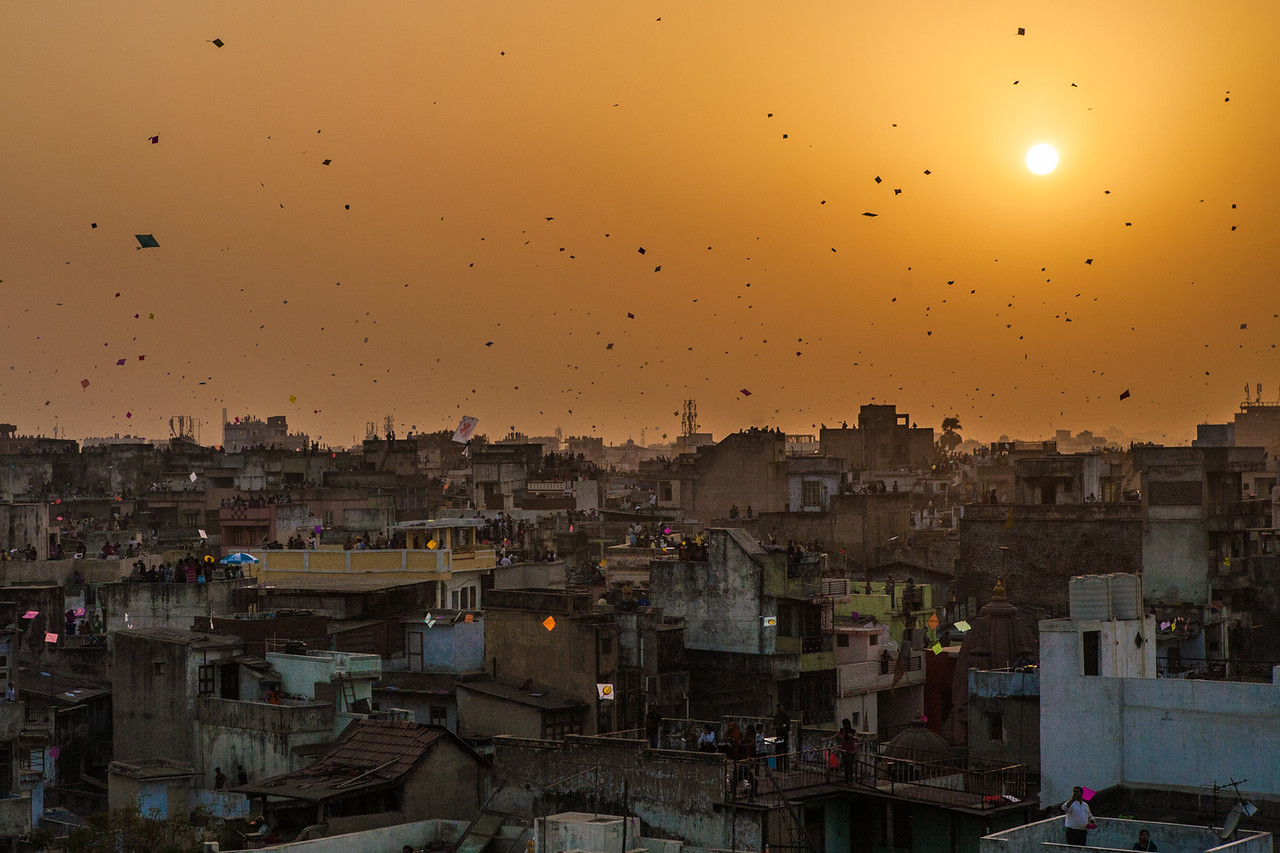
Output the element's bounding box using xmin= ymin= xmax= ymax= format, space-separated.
xmin=451 ymin=585 xmax=477 ymax=610
xmin=986 ymin=711 xmax=1004 ymax=742
xmin=429 ymin=705 xmax=448 ymax=728
xmin=837 ymin=634 xmax=850 ymax=647
xmin=541 ymin=709 xmax=583 ymax=739
xmin=1082 ymin=631 xmax=1100 ymax=676
xmin=152 ymin=661 xmax=166 ymax=677
xmin=801 ymin=480 xmax=824 ymax=510
xmin=869 ymin=634 xmax=879 ymax=646
xmin=849 ymin=711 xmax=860 ymax=727
xmin=198 ymin=665 xmax=216 ymax=695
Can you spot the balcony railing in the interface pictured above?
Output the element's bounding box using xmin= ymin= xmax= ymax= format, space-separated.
xmin=802 ymin=635 xmax=833 ymax=654
xmin=1156 ymin=656 xmax=1279 ymax=683
xmin=879 ymin=653 xmax=922 ymax=676
xmin=720 ymin=741 xmax=1027 ymax=811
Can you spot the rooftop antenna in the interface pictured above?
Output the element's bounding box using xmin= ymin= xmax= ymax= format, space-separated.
xmin=681 ymin=399 xmax=698 ymax=437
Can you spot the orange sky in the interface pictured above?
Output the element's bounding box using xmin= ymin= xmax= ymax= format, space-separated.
xmin=2 ymin=2 xmax=1278 ymax=447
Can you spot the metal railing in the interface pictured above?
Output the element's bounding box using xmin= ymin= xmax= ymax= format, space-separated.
xmin=719 ymin=745 xmax=1026 ymax=811
xmin=879 ymin=654 xmax=923 ymax=675
xmin=1156 ymin=656 xmax=1278 ymax=683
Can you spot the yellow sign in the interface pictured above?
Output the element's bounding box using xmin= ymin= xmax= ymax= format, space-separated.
xmin=427 ymin=539 xmax=437 ymax=549
xmin=543 ymin=616 xmax=556 ymax=631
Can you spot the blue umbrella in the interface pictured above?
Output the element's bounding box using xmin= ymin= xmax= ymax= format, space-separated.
xmin=219 ymin=552 xmax=260 ymax=565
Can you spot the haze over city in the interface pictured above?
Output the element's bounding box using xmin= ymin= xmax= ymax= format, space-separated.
xmin=3 ymin=2 xmax=1277 ymax=447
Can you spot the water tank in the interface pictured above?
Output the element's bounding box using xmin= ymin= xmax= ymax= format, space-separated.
xmin=284 ymin=640 xmax=307 ymax=656
xmin=1069 ymin=575 xmax=1111 ymax=621
xmin=1108 ymin=573 xmax=1142 ymax=620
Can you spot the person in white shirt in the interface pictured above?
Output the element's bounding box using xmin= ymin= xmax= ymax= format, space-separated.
xmin=1062 ymin=786 xmax=1095 ymax=846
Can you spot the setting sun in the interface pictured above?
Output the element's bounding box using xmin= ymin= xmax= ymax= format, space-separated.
xmin=1026 ymin=143 xmax=1059 ymax=174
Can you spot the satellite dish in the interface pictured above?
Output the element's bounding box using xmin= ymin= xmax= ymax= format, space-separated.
xmin=1220 ymin=804 xmax=1242 ymax=840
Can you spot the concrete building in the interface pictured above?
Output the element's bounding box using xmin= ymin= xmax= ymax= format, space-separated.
xmin=818 ymin=405 xmax=936 ymax=472
xmin=967 ymin=665 xmax=1039 ymax=776
xmin=113 ymin=627 xmax=387 ymax=799
xmin=478 ymin=589 xmax=618 ymax=735
xmin=222 ymin=414 xmax=310 ymax=453
xmin=648 ymin=528 xmax=835 ymax=723
xmin=471 ymin=443 xmax=543 ymax=510
xmin=831 ymin=618 xmax=925 ymax=737
xmin=1039 ymin=574 xmax=1280 ymax=824
xmin=669 ymin=429 xmax=790 ymax=523
xmin=235 ymin=720 xmax=488 ymax=838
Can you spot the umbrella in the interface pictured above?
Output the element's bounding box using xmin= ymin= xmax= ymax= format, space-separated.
xmin=219 ymin=552 xmax=260 ymax=565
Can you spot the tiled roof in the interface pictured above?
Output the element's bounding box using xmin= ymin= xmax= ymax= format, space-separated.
xmin=234 ymin=720 xmax=443 ymax=802
xmin=314 ymin=719 xmax=440 ymax=779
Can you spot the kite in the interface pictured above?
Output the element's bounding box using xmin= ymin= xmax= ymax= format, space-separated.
xmin=135 ymin=234 xmax=159 ymax=249
xmin=80 ymin=379 xmax=90 ymax=389
xmin=543 ymin=616 xmax=556 ymax=631
xmin=149 ymin=135 xmax=159 ymax=144
xmin=1120 ymin=389 xmax=1131 ymax=400
xmin=211 ymin=38 xmax=224 ymax=47
xmin=452 ymin=415 xmax=479 ymax=444
xmin=740 ymin=388 xmax=752 ymax=396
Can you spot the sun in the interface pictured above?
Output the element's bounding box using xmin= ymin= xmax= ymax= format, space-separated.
xmin=1026 ymin=143 xmax=1058 ymax=175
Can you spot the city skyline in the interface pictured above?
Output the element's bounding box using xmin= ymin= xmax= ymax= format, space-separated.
xmin=3 ymin=2 xmax=1278 ymax=447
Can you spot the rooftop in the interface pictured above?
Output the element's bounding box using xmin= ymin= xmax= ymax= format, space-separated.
xmin=233 ymin=720 xmax=446 ymax=802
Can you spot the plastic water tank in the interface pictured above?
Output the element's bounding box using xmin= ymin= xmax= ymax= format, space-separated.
xmin=1108 ymin=573 xmax=1142 ymax=620
xmin=283 ymin=640 xmax=307 ymax=656
xmin=1068 ymin=575 xmax=1111 ymax=621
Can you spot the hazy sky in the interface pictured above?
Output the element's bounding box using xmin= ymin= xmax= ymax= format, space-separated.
xmin=3 ymin=2 xmax=1277 ymax=448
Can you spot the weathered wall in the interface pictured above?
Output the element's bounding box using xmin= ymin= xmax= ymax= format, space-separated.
xmin=649 ymin=530 xmax=772 ymax=655
xmin=967 ymin=670 xmax=1040 ymax=774
xmin=483 ymin=592 xmax=616 ymax=734
xmin=409 ymin=619 xmax=484 ymax=673
xmin=400 ymin=738 xmax=485 ymax=821
xmin=1142 ymin=516 xmax=1210 ymax=605
xmin=681 ymin=432 xmax=788 ymax=523
xmin=490 ymin=735 xmax=763 ymax=852
xmin=198 ymin=697 xmax=334 ymax=781
xmin=0 ymin=504 xmax=49 ymax=558
xmin=112 ymin=634 xmax=195 ymax=764
xmin=756 ymin=491 xmax=914 ymax=569
xmin=957 ymin=505 xmax=1142 ymax=617
xmin=455 ymin=687 xmax=544 ymax=740
xmin=99 ymin=579 xmax=251 ymax=634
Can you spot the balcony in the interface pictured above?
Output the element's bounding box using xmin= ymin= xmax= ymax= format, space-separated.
xmin=253 ymin=547 xmax=496 ymax=577
xmin=837 ymin=653 xmax=925 ymax=696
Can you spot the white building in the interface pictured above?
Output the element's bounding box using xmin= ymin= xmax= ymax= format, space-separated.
xmin=1039 ymin=574 xmax=1280 ymax=811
